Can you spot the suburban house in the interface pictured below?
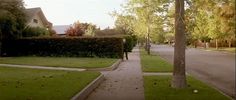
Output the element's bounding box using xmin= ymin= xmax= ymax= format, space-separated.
xmin=25 ymin=7 xmax=52 ymax=29
xmin=53 ymin=25 xmax=71 ymax=37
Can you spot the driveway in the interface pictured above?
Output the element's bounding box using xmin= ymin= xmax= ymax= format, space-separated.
xmin=151 ymin=45 xmax=235 ymax=98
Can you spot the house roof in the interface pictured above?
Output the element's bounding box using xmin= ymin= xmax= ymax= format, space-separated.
xmin=53 ymin=25 xmax=71 ymax=34
xmin=25 ymin=7 xmax=52 ymax=28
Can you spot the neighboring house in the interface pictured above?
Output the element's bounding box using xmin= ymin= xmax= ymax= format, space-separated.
xmin=25 ymin=7 xmax=52 ymax=29
xmin=53 ymin=25 xmax=71 ymax=37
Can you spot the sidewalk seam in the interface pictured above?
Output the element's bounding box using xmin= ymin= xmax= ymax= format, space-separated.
xmin=0 ymin=64 xmax=86 ymax=71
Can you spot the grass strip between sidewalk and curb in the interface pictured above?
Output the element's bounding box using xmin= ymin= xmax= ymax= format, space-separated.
xmin=200 ymin=47 xmax=235 ymax=53
xmin=140 ymin=48 xmax=173 ymax=72
xmin=144 ymin=75 xmax=230 ymax=100
xmin=0 ymin=66 xmax=100 ymax=100
xmin=0 ymin=57 xmax=118 ymax=68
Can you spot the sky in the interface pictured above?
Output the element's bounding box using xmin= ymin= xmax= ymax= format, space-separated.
xmin=24 ymin=0 xmax=126 ymax=29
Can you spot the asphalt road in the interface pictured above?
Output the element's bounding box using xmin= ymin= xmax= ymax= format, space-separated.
xmin=151 ymin=45 xmax=235 ymax=99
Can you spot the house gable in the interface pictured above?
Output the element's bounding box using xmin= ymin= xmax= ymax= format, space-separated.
xmin=25 ymin=7 xmax=52 ymax=29
xmin=27 ymin=13 xmax=45 ymax=28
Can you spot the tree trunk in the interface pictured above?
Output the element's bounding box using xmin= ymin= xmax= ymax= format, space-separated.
xmin=228 ymin=40 xmax=231 ymax=48
xmin=145 ymin=37 xmax=147 ymax=51
xmin=216 ymin=39 xmax=218 ymax=50
xmin=147 ymin=26 xmax=150 ymax=55
xmin=203 ymin=40 xmax=206 ymax=49
xmin=172 ymin=0 xmax=187 ymax=88
xmin=194 ymin=41 xmax=197 ymax=48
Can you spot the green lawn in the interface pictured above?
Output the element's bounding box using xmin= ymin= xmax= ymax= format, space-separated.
xmin=0 ymin=66 xmax=100 ymax=100
xmin=0 ymin=57 xmax=118 ymax=68
xmin=144 ymin=75 xmax=230 ymax=100
xmin=204 ymin=47 xmax=235 ymax=53
xmin=140 ymin=49 xmax=173 ymax=72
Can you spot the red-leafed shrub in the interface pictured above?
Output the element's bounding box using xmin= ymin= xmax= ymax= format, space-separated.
xmin=65 ymin=22 xmax=84 ymax=36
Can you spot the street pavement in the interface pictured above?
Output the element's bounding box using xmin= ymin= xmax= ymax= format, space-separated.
xmin=151 ymin=45 xmax=235 ymax=98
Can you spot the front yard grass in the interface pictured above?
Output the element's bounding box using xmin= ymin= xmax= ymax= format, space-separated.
xmin=0 ymin=57 xmax=118 ymax=68
xmin=140 ymin=49 xmax=172 ymax=72
xmin=144 ymin=75 xmax=230 ymax=100
xmin=205 ymin=47 xmax=236 ymax=53
xmin=0 ymin=66 xmax=100 ymax=100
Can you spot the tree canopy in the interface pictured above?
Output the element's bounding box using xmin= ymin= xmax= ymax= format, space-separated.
xmin=0 ymin=0 xmax=26 ymax=39
xmin=114 ymin=0 xmax=235 ymax=48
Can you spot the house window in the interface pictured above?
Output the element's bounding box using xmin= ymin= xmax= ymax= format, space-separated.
xmin=33 ymin=19 xmax=38 ymax=23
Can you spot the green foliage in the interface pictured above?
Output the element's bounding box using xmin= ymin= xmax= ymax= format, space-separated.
xmin=1 ymin=37 xmax=124 ymax=58
xmin=0 ymin=0 xmax=26 ymax=39
xmin=22 ymin=27 xmax=50 ymax=37
xmin=0 ymin=67 xmax=100 ymax=100
xmin=85 ymin=24 xmax=96 ymax=37
xmin=0 ymin=10 xmax=16 ymax=39
xmin=112 ymin=13 xmax=135 ymax=35
xmin=184 ymin=0 xmax=235 ymax=47
xmin=114 ymin=0 xmax=171 ymax=44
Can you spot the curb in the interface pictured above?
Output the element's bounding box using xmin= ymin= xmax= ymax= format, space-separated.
xmin=143 ymin=72 xmax=172 ymax=76
xmin=71 ymin=74 xmax=105 ymax=100
xmin=87 ymin=59 xmax=122 ymax=71
xmin=143 ymin=72 xmax=189 ymax=76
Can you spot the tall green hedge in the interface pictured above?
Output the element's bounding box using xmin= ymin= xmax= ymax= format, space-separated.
xmin=1 ymin=37 xmax=123 ymax=58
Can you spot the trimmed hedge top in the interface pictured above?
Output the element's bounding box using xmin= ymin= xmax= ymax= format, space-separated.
xmin=1 ymin=37 xmax=124 ymax=58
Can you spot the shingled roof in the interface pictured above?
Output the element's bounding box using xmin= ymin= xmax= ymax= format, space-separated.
xmin=25 ymin=7 xmax=52 ymax=28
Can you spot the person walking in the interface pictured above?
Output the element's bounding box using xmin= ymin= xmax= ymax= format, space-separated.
xmin=123 ymin=38 xmax=128 ymax=60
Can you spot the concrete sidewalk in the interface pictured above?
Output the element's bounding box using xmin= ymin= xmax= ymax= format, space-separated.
xmin=0 ymin=64 xmax=86 ymax=71
xmin=86 ymin=48 xmax=145 ymax=100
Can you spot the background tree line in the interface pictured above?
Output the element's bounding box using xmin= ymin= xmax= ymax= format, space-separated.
xmin=113 ymin=0 xmax=235 ymax=49
xmin=113 ymin=0 xmax=235 ymax=88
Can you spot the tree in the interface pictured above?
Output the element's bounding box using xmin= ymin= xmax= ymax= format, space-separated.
xmin=172 ymin=0 xmax=187 ymax=88
xmin=65 ymin=21 xmax=85 ymax=36
xmin=184 ymin=0 xmax=235 ymax=48
xmin=208 ymin=14 xmax=224 ymax=49
xmin=0 ymin=0 xmax=26 ymax=39
xmin=113 ymin=14 xmax=135 ymax=35
xmin=65 ymin=21 xmax=97 ymax=37
xmin=0 ymin=0 xmax=26 ymax=56
xmin=217 ymin=1 xmax=235 ymax=48
xmin=165 ymin=4 xmax=175 ymax=45
xmin=0 ymin=10 xmax=16 ymax=39
xmin=85 ymin=24 xmax=96 ymax=37
xmin=192 ymin=9 xmax=211 ymax=48
xmin=117 ymin=0 xmax=170 ymax=54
